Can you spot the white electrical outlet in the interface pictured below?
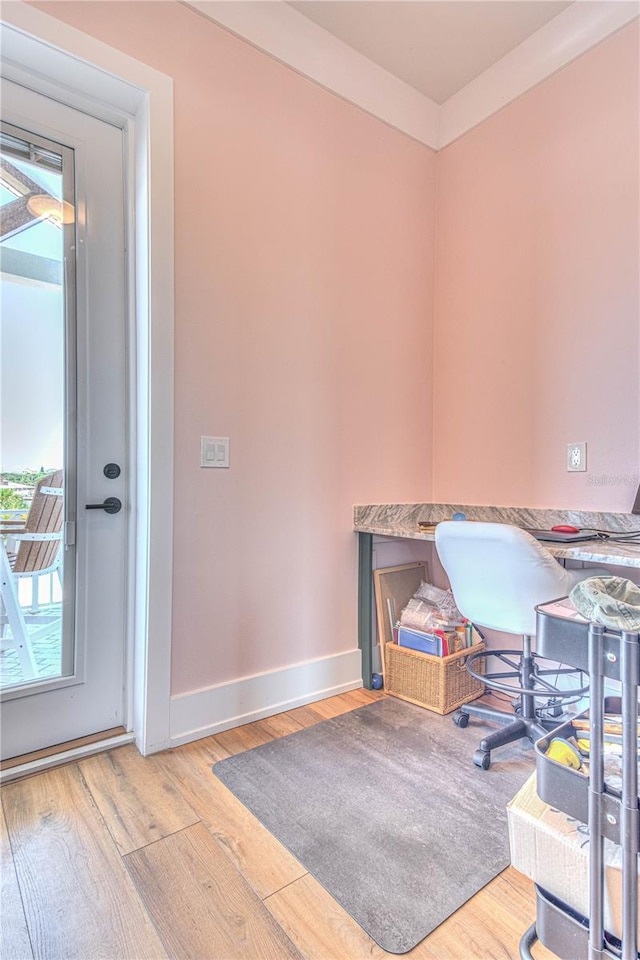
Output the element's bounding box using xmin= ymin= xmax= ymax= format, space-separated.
xmin=567 ymin=442 xmax=587 ymax=472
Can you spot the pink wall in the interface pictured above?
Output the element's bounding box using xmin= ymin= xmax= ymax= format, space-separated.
xmin=434 ymin=22 xmax=639 ymax=512
xmin=24 ymin=4 xmax=640 ymax=702
xmin=34 ymin=2 xmax=437 ymax=695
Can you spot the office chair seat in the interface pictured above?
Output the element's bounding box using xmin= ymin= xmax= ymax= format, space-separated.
xmin=435 ymin=520 xmax=610 ymax=770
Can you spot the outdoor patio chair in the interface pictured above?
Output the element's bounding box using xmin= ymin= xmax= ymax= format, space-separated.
xmin=0 ymin=470 xmax=64 ymax=680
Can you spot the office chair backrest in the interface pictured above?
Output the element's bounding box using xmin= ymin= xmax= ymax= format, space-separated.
xmin=435 ymin=520 xmax=575 ymax=636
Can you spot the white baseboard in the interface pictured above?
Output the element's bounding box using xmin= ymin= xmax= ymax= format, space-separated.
xmin=168 ymin=647 xmax=363 ymax=749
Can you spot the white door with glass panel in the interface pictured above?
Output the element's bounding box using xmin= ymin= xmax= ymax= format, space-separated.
xmin=0 ymin=79 xmax=128 ymax=759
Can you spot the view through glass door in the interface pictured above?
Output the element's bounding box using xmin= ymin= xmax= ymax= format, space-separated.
xmin=0 ymin=122 xmax=74 ymax=692
xmin=1 ymin=80 xmax=129 ymax=761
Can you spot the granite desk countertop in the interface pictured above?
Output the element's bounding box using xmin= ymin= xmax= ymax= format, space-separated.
xmin=354 ymin=502 xmax=640 ymax=569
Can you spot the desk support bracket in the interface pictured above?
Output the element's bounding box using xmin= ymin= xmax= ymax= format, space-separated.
xmin=357 ymin=532 xmax=373 ymax=690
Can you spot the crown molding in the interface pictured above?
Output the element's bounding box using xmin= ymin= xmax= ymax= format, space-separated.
xmin=4 ymin=1 xmax=636 ymax=150
xmin=438 ymin=1 xmax=640 ymax=148
xmin=185 ymin=1 xmax=639 ymax=152
xmin=183 ymin=1 xmax=440 ymax=149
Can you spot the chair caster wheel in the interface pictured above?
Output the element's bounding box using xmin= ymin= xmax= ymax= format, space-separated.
xmin=452 ymin=711 xmax=469 ymax=728
xmin=473 ymin=750 xmax=491 ymax=770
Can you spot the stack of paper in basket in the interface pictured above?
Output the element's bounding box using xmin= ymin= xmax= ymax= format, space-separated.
xmin=396 ymin=581 xmax=480 ymax=657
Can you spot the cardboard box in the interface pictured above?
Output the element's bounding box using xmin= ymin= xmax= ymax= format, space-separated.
xmin=507 ymin=772 xmax=638 ymax=941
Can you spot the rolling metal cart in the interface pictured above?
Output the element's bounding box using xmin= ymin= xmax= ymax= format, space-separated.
xmin=519 ymin=599 xmax=639 ymax=960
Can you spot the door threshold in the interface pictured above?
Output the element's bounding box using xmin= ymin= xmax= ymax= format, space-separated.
xmin=0 ymin=727 xmax=135 ymax=784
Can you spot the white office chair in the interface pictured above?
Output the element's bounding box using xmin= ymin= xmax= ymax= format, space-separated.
xmin=435 ymin=521 xmax=609 ymax=769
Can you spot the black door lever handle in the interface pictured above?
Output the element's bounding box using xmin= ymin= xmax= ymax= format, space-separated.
xmin=85 ymin=497 xmax=122 ymax=515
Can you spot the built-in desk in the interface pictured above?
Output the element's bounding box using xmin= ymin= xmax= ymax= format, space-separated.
xmin=354 ymin=502 xmax=640 ymax=689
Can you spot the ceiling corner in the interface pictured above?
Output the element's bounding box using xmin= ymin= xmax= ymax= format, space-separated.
xmin=184 ymin=1 xmax=638 ymax=152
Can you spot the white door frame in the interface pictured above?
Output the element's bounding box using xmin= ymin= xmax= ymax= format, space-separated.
xmin=0 ymin=2 xmax=174 ymax=755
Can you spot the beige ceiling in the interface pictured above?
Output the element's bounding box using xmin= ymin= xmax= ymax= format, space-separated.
xmin=287 ymin=1 xmax=573 ymax=104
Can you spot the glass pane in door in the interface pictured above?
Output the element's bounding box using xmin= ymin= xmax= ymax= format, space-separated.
xmin=0 ymin=123 xmax=75 ymax=691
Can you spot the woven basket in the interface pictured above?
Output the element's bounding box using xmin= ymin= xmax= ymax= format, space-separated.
xmin=384 ymin=641 xmax=485 ymax=715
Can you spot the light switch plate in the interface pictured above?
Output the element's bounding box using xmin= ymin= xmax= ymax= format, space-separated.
xmin=201 ymin=436 xmax=230 ymax=468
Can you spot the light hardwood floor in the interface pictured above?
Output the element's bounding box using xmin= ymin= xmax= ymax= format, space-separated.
xmin=1 ymin=689 xmax=555 ymax=960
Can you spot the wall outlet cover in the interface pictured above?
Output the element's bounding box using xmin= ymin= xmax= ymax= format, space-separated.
xmin=567 ymin=441 xmax=587 ymax=472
